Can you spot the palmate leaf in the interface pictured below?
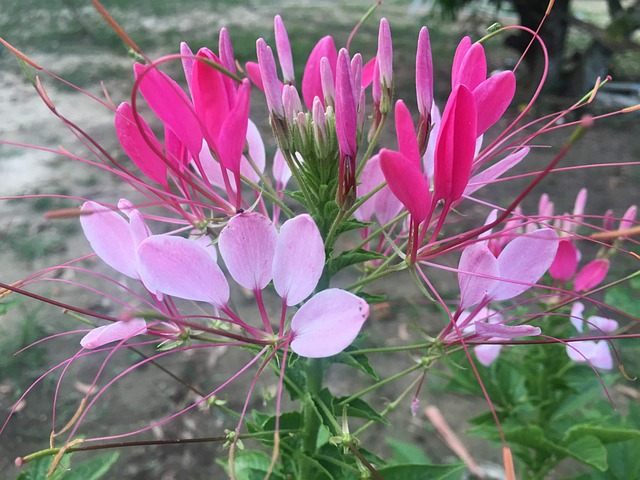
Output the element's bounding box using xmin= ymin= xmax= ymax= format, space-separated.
xmin=326 ymin=248 xmax=386 ymax=277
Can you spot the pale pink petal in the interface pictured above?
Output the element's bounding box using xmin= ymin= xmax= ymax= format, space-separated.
xmin=273 ymin=215 xmax=325 ymax=305
xmin=81 ymin=318 xmax=147 ymax=349
xmin=458 ymin=243 xmax=499 ymax=309
xmin=218 ymin=27 xmax=237 ymax=74
xmin=619 ymin=205 xmax=637 ymax=231
xmin=138 ymin=235 xmax=229 ymax=307
xmin=491 ymin=228 xmax=558 ymax=301
xmin=290 ymin=289 xmax=369 ymax=358
xmin=115 ymin=103 xmax=168 ymax=187
xmin=180 ymin=42 xmax=195 ymax=95
xmin=474 ymin=344 xmax=502 ymax=366
xmin=475 ymin=321 xmax=541 ymax=339
xmin=80 ymin=201 xmax=139 ymax=279
xmin=376 ymin=18 xmax=393 ymax=87
xmin=473 ymin=71 xmax=516 ymax=136
xmin=256 ymin=39 xmax=284 ymax=117
xmin=273 ymin=149 xmax=292 ymax=187
xmin=240 ymin=120 xmax=265 ymax=183
xmin=570 ymin=302 xmax=585 ymax=332
xmin=549 ymin=239 xmax=579 ymax=282
xmin=218 ymin=212 xmax=277 ymax=290
xmin=587 ymin=315 xmax=618 ymax=333
xmin=566 ymin=341 xmax=613 ymax=370
xmin=465 ymin=148 xmax=529 ymax=195
xmin=574 ymin=259 xmax=609 ymax=292
xmin=478 ymin=209 xmax=498 ymax=244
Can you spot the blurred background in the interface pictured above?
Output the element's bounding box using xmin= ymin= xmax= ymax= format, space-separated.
xmin=0 ymin=1 xmax=638 ymax=478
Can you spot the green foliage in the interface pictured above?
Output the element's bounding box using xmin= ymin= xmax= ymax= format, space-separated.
xmin=444 ymin=311 xmax=640 ymax=479
xmin=16 ymin=452 xmax=119 ymax=480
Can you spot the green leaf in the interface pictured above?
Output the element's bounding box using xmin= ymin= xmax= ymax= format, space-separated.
xmin=335 ymin=219 xmax=372 ymax=236
xmin=564 ymin=435 xmax=608 ymax=472
xmin=357 ymin=292 xmax=387 ymax=304
xmin=326 ymin=249 xmax=386 ymax=276
xmin=386 ymin=438 xmax=432 ymax=465
xmin=230 ymin=451 xmax=285 ymax=480
xmin=331 ymin=349 xmax=379 ymax=380
xmin=60 ymin=453 xmax=120 ymax=480
xmin=334 ymin=397 xmax=389 ymax=425
xmin=317 ymin=424 xmax=332 ymax=450
xmin=564 ymin=425 xmax=640 ymax=445
xmin=376 ymin=463 xmax=466 ymax=480
xmin=604 ymin=277 xmax=640 ymax=318
xmin=295 ymin=453 xmax=335 ymax=480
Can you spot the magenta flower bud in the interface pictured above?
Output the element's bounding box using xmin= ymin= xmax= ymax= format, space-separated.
xmin=603 ymin=208 xmax=615 ymax=231
xmin=574 ymin=259 xmax=609 ymax=292
xmin=416 ymin=26 xmax=433 ymax=119
xmin=377 ymin=18 xmax=393 ymax=88
xmin=351 ymin=53 xmax=363 ymax=97
xmin=218 ymin=27 xmax=236 ymax=74
xmin=282 ymin=84 xmax=302 ymax=122
xmin=538 ymin=193 xmax=554 ymax=220
xmin=256 ymin=38 xmax=284 ymax=118
xmin=274 ymin=15 xmax=295 ymax=84
xmin=335 ymin=49 xmax=357 ymax=159
xmin=549 ymin=239 xmax=578 ymax=282
xmin=320 ymin=56 xmax=335 ymax=107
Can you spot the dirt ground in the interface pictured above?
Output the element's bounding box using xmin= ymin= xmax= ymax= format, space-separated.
xmin=0 ymin=1 xmax=638 ymax=479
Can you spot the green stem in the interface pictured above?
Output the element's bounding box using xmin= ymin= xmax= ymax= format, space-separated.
xmin=348 ymin=341 xmax=435 ymax=355
xmin=337 ymin=363 xmax=423 ymax=406
xmin=355 ymin=114 xmax=387 ymax=178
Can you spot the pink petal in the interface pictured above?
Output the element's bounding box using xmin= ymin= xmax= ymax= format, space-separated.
xmin=273 ymin=215 xmax=325 ymax=305
xmin=433 ymin=85 xmax=477 ymax=204
xmin=574 ymin=259 xmax=609 ymax=292
xmin=395 ymin=100 xmax=420 ymax=168
xmin=451 ymin=36 xmax=472 ymax=88
xmin=274 ymin=15 xmax=294 ymax=83
xmin=217 ymin=79 xmax=251 ymax=179
xmin=491 ymin=228 xmax=558 ymax=301
xmin=256 ymin=39 xmax=284 ymax=117
xmin=379 ymin=148 xmax=431 ymax=222
xmin=302 ymin=36 xmax=337 ymax=109
xmin=138 ymin=235 xmax=229 ymax=307
xmin=290 ymin=289 xmax=369 ymax=358
xmin=81 ymin=318 xmax=147 ymax=349
xmin=134 ymin=63 xmax=202 ymax=158
xmin=549 ymin=239 xmax=579 ymax=282
xmin=115 ymin=103 xmax=168 ymax=187
xmin=240 ymin=119 xmax=265 ymax=183
xmin=218 ymin=212 xmax=277 ymax=291
xmin=465 ymin=147 xmax=529 ymax=196
xmin=458 ymin=243 xmax=499 ymax=309
xmin=361 ymin=57 xmax=376 ymax=88
xmin=376 ymin=18 xmax=393 ymax=87
xmin=180 ymin=42 xmax=195 ymax=95
xmin=245 ymin=61 xmax=265 ymax=91
xmin=454 ymin=43 xmax=486 ymax=91
xmin=566 ymin=341 xmax=613 ymax=370
xmin=218 ymin=27 xmax=237 ymax=74
xmin=474 ymin=344 xmax=502 ymax=366
xmin=191 ymin=48 xmax=230 ymax=144
xmin=80 ymin=201 xmax=139 ymax=279
xmin=473 ymin=71 xmax=516 ymax=136
xmin=475 ymin=321 xmax=541 ymax=339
